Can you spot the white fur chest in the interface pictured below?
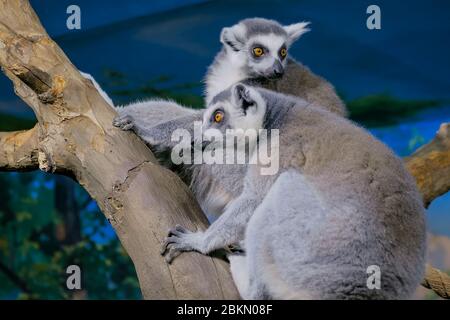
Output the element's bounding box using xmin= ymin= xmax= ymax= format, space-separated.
xmin=206 ymin=54 xmax=247 ymax=104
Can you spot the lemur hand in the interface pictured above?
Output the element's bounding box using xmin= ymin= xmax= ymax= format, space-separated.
xmin=161 ymin=225 xmax=205 ymax=263
xmin=113 ymin=114 xmax=135 ymax=131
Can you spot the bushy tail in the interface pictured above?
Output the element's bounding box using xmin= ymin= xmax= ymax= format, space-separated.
xmin=80 ymin=71 xmax=115 ymax=108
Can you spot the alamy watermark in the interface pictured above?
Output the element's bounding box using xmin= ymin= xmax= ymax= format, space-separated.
xmin=66 ymin=5 xmax=81 ymax=30
xmin=170 ymin=121 xmax=280 ymax=176
xmin=366 ymin=265 xmax=381 ymax=290
xmin=66 ymin=264 xmax=82 ymax=290
xmin=367 ymin=5 xmax=381 ymax=30
xmin=65 ymin=5 xmax=380 ymax=32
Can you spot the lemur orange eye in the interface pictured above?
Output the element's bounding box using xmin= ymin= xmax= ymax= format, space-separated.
xmin=280 ymin=48 xmax=287 ymax=58
xmin=214 ymin=110 xmax=224 ymax=123
xmin=253 ymin=47 xmax=264 ymax=57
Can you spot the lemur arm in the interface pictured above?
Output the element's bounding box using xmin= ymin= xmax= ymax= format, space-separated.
xmin=81 ymin=71 xmax=203 ymax=148
xmin=161 ymin=181 xmax=263 ymax=263
xmin=113 ymin=111 xmax=203 ymax=149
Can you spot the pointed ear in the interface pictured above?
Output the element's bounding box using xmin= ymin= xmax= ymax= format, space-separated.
xmin=284 ymin=21 xmax=310 ymax=44
xmin=233 ymin=83 xmax=255 ymax=111
xmin=220 ymin=24 xmax=246 ymax=51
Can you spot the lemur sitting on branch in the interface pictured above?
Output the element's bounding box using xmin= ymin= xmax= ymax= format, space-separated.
xmin=160 ymin=83 xmax=426 ymax=299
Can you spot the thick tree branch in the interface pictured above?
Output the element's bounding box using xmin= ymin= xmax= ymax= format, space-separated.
xmin=406 ymin=123 xmax=450 ymax=207
xmin=0 ymin=126 xmax=39 ymax=171
xmin=0 ymin=0 xmax=238 ymax=299
xmin=405 ymin=123 xmax=450 ymax=299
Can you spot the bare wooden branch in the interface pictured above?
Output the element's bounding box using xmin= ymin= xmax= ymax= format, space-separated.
xmin=0 ymin=0 xmax=238 ymax=299
xmin=406 ymin=123 xmax=450 ymax=207
xmin=405 ymin=123 xmax=450 ymax=299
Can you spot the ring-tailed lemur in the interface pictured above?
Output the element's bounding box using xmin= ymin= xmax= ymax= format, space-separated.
xmin=93 ymin=18 xmax=345 ymax=217
xmin=82 ymin=72 xmax=241 ymax=218
xmin=160 ymin=83 xmax=426 ymax=299
xmin=206 ymin=18 xmax=347 ymax=117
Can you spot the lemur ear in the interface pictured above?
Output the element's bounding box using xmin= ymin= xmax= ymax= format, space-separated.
xmin=233 ymin=84 xmax=255 ymax=110
xmin=220 ymin=24 xmax=246 ymax=51
xmin=284 ymin=21 xmax=311 ymax=44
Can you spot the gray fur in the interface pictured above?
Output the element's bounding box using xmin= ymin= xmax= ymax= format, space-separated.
xmin=241 ymin=18 xmax=287 ymax=38
xmin=162 ymin=84 xmax=426 ymax=300
xmin=113 ymin=100 xmax=206 ymax=185
xmin=210 ymin=87 xmax=232 ymax=105
xmin=84 ymin=72 xmax=425 ymax=299
xmin=110 ymin=97 xmax=245 ymax=218
xmin=245 ymin=58 xmax=347 ymax=116
xmin=84 ymin=17 xmax=346 ymax=217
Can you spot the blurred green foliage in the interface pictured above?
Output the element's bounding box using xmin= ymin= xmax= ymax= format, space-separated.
xmin=0 ymin=172 xmax=141 ymax=299
xmin=346 ymin=93 xmax=442 ymax=127
xmin=0 ymin=101 xmax=141 ymax=299
xmin=102 ymin=69 xmax=204 ymax=108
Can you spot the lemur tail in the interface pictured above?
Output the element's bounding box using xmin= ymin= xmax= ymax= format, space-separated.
xmin=80 ymin=71 xmax=115 ymax=108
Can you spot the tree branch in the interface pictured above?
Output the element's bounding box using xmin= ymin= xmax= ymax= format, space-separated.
xmin=405 ymin=123 xmax=450 ymax=299
xmin=406 ymin=123 xmax=450 ymax=207
xmin=0 ymin=126 xmax=39 ymax=171
xmin=0 ymin=0 xmax=238 ymax=299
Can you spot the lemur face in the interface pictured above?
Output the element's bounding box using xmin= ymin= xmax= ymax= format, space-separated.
xmin=202 ymin=84 xmax=267 ymax=144
xmin=220 ymin=18 xmax=310 ymax=79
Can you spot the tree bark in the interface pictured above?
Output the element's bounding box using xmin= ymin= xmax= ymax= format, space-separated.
xmin=405 ymin=123 xmax=450 ymax=207
xmin=0 ymin=0 xmax=238 ymax=299
xmin=0 ymin=126 xmax=39 ymax=171
xmin=405 ymin=123 xmax=450 ymax=299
